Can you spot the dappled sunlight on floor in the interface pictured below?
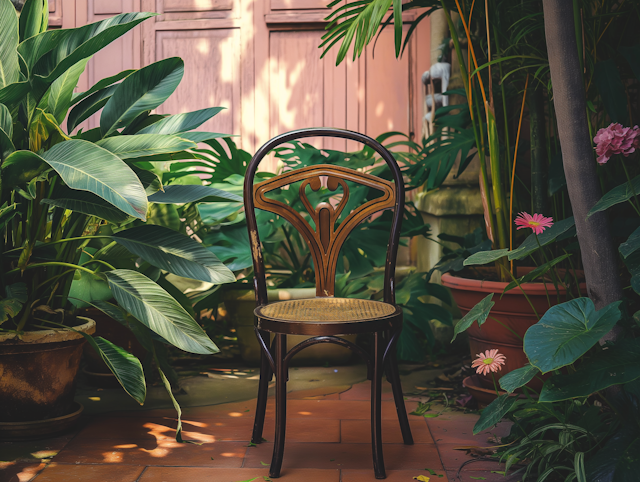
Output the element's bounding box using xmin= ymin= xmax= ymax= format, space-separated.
xmin=3 ymin=380 xmax=519 ymax=482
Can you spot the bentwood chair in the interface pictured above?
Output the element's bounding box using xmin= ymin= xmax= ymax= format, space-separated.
xmin=244 ymin=128 xmax=413 ymax=479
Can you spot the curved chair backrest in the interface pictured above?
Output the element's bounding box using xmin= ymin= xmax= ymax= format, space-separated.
xmin=244 ymin=128 xmax=405 ymax=306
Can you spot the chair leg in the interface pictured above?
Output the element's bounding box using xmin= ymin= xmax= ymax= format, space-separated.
xmin=371 ymin=332 xmax=386 ymax=479
xmin=252 ymin=330 xmax=272 ymax=444
xmin=269 ymin=334 xmax=287 ymax=478
xmin=385 ymin=334 xmax=414 ymax=446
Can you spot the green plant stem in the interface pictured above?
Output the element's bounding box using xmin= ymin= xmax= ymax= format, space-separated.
xmin=619 ymin=157 xmax=640 ymax=215
xmin=498 ymin=263 xmax=540 ymax=320
xmin=81 ymin=259 xmax=116 ymax=271
xmin=491 ymin=372 xmax=500 ymax=396
xmin=5 ymin=262 xmax=96 ymax=277
xmin=489 ymin=315 xmax=524 ymax=343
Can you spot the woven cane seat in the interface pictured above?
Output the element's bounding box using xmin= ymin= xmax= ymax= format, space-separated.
xmin=255 ymin=298 xmax=401 ymax=336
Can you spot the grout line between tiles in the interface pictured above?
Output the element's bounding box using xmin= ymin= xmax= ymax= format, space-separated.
xmin=134 ymin=466 xmax=149 ymax=482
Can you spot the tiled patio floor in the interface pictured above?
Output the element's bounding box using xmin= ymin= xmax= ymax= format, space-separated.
xmin=2 ymin=380 xmax=520 ymax=482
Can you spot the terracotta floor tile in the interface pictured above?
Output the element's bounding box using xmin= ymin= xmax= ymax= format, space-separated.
xmin=52 ymin=438 xmax=247 ymax=467
xmin=288 ymin=385 xmax=351 ymax=400
xmin=117 ymin=400 xmax=258 ymax=419
xmin=262 ymin=418 xmax=340 ymax=443
xmin=340 ymin=381 xmax=394 ymax=401
xmin=139 ymin=467 xmax=339 ymax=482
xmin=260 ymin=399 xmax=418 ymax=420
xmin=31 ymin=463 xmax=144 ymax=482
xmin=243 ymin=442 xmax=442 ymax=470
xmin=342 ymin=469 xmax=449 ymax=481
xmin=341 ymin=419 xmax=433 ymax=444
xmin=73 ymin=416 xmax=254 ymax=443
xmin=0 ymin=461 xmax=46 ymax=482
xmin=436 ymin=443 xmax=508 ymax=471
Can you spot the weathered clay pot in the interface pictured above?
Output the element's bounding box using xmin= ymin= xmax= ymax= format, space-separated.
xmin=223 ymin=288 xmax=357 ymax=366
xmin=442 ymin=270 xmax=585 ymax=391
xmin=0 ymin=318 xmax=95 ymax=423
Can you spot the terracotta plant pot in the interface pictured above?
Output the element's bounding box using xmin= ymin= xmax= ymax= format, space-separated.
xmin=0 ymin=318 xmax=95 ymax=424
xmin=442 ymin=270 xmax=585 ymax=391
xmin=223 ymin=288 xmax=357 ymax=366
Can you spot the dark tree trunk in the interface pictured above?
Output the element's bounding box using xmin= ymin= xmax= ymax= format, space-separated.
xmin=542 ymin=0 xmax=623 ymax=320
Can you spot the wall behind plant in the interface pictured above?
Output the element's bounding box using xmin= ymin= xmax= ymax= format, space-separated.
xmin=51 ymin=0 xmax=430 ymax=165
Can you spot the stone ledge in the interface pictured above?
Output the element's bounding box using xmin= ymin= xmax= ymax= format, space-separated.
xmin=415 ymin=187 xmax=484 ymax=216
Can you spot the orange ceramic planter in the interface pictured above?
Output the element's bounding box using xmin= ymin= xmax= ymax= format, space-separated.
xmin=442 ymin=270 xmax=585 ymax=391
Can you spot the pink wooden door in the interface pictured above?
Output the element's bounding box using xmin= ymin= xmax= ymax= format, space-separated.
xmin=67 ymin=0 xmax=430 ymax=156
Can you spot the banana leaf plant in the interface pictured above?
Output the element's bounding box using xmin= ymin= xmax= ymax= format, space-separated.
xmin=0 ymin=0 xmax=241 ymax=438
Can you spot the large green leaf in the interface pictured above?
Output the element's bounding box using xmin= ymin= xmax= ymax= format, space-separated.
xmin=473 ymin=394 xmax=518 ymax=434
xmin=137 ymin=107 xmax=224 ymax=135
xmin=71 ymin=69 xmax=134 ymax=106
xmin=96 ymin=134 xmax=195 ymax=160
xmin=81 ymin=334 xmax=146 ymax=404
xmin=41 ymin=188 xmax=131 ymax=225
xmin=67 ymin=84 xmax=117 ymax=133
xmin=0 ymin=150 xmax=46 ymax=188
xmin=44 ymin=57 xmax=89 ymax=124
xmin=40 ymin=140 xmax=148 ymax=219
xmin=112 ymin=225 xmax=236 ymax=284
xmin=451 ymin=293 xmax=494 ymax=342
xmin=594 ymin=59 xmax=629 ymax=125
xmin=540 ymin=339 xmax=640 ymax=402
xmin=463 ymin=248 xmax=509 ymax=266
xmin=148 ymin=184 xmax=242 ymax=204
xmin=499 ymin=364 xmax=540 ymax=394
xmin=587 ymin=427 xmax=640 ymax=482
xmin=68 ymin=271 xmax=113 ymax=308
xmin=19 ymin=0 xmax=48 ymax=42
xmin=524 ymin=298 xmax=622 ymax=373
xmin=508 ymin=216 xmax=576 ymax=260
xmin=0 ymin=102 xmax=12 ymax=137
xmin=620 ymin=226 xmax=640 ymax=259
xmin=18 ymin=13 xmax=154 ymax=89
xmin=0 ymin=124 xmax=14 ymax=161
xmin=589 ymin=176 xmax=640 ymax=217
xmin=104 ymin=269 xmax=219 ymax=355
xmin=174 ymin=132 xmax=228 ymax=143
xmin=0 ymin=0 xmax=19 ymax=89
xmin=100 ymin=58 xmax=184 ymax=137
xmin=0 ymin=81 xmax=30 ymax=105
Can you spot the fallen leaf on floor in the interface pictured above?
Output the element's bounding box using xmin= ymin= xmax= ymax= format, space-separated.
xmin=415 ymin=386 xmax=428 ymax=390
xmin=410 ymin=402 xmax=431 ymax=416
xmin=437 ymin=374 xmax=450 ymax=382
xmin=246 ymin=442 xmax=257 ymax=447
xmin=413 ymin=476 xmax=430 ymax=481
xmin=260 ymin=461 xmax=270 ymax=466
xmin=406 ymin=396 xmax=431 ymax=403
xmin=491 ymin=471 xmax=506 ymax=475
xmin=425 ymin=468 xmax=437 ymax=475
xmin=236 ymin=479 xmax=258 ymax=482
xmin=424 ymin=413 xmax=440 ymax=418
xmin=469 ymin=477 xmax=486 ymax=480
xmin=263 ymin=477 xmax=271 ymax=481
xmin=453 ymin=445 xmax=497 ymax=456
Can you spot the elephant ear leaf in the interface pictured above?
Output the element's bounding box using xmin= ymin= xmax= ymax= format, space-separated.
xmin=104 ymin=269 xmax=219 ymax=355
xmin=0 ymin=0 xmax=20 ymax=89
xmin=524 ymin=298 xmax=622 ymax=373
xmin=100 ymin=58 xmax=184 ymax=137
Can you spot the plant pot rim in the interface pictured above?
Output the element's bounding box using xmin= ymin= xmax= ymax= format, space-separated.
xmin=0 ymin=317 xmax=96 ymax=344
xmin=441 ymin=270 xmax=585 ymax=296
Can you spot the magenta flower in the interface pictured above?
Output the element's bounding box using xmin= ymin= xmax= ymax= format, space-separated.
xmin=471 ymin=349 xmax=506 ymax=376
xmin=515 ymin=212 xmax=554 ymax=235
xmin=593 ymin=123 xmax=640 ymax=165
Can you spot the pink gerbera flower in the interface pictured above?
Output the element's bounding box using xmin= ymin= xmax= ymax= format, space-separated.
xmin=593 ymin=123 xmax=640 ymax=164
xmin=471 ymin=349 xmax=506 ymax=376
xmin=514 ymin=212 xmax=554 ymax=235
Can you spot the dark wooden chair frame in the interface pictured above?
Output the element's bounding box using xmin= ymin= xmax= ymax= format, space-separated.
xmin=244 ymin=127 xmax=413 ymax=479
